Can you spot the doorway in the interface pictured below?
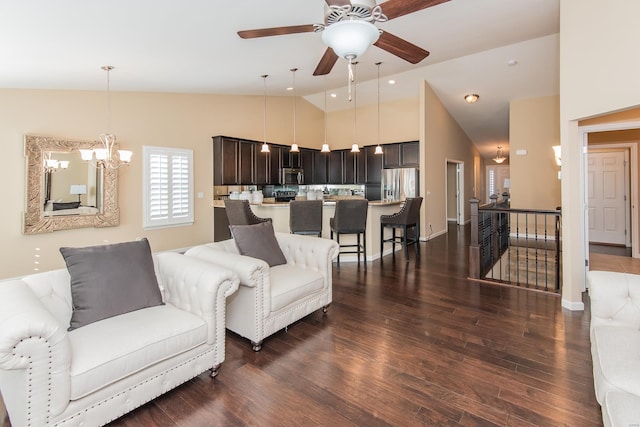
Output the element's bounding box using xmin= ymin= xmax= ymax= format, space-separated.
xmin=446 ymin=160 xmax=464 ymax=225
xmin=587 ymin=149 xmax=630 ymax=249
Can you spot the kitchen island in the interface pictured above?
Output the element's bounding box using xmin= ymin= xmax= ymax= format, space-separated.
xmin=213 ymin=199 xmax=405 ymax=262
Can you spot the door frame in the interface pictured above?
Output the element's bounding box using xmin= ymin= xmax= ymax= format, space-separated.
xmin=445 ymin=159 xmax=464 ymax=225
xmin=579 ymin=122 xmax=640 ymax=287
xmin=588 ymin=145 xmax=632 ymax=248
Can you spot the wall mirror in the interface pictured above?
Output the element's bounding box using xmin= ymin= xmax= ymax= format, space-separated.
xmin=24 ymin=135 xmax=119 ymax=234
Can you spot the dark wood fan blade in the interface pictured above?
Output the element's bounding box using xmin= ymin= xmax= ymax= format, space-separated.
xmin=374 ymin=31 xmax=430 ymax=64
xmin=381 ymin=0 xmax=450 ymax=20
xmin=313 ymin=48 xmax=339 ymax=76
xmin=325 ymin=0 xmax=351 ymax=6
xmin=238 ymin=24 xmax=315 ymax=39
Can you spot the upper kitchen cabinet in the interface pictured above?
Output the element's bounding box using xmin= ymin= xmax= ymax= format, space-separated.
xmin=314 ymin=151 xmax=328 ymax=184
xmin=401 ymin=141 xmax=420 ymax=167
xmin=269 ymin=145 xmax=284 ymax=184
xmin=328 ymin=150 xmax=344 ymax=184
xmin=382 ymin=143 xmax=401 ymax=169
xmin=364 ymin=145 xmax=382 ymax=184
xmin=382 ymin=141 xmax=419 ymax=168
xmin=213 ymin=136 xmax=239 ymax=185
xmin=300 ymin=148 xmax=314 ymax=184
xmin=238 ymin=140 xmax=255 ymax=184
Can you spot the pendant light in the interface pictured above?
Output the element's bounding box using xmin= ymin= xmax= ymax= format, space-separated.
xmin=374 ymin=62 xmax=383 ymax=155
xmin=321 ymin=76 xmax=330 ymax=153
xmin=350 ymin=61 xmax=360 ymax=153
xmin=260 ymin=75 xmax=270 ymax=153
xmin=290 ymin=68 xmax=300 ymax=153
xmin=493 ymin=146 xmax=506 ymax=164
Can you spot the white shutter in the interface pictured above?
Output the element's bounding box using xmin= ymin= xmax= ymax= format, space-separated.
xmin=143 ymin=146 xmax=194 ymax=229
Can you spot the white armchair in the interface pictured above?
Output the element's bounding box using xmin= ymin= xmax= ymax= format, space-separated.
xmin=185 ymin=232 xmax=339 ymax=351
xmin=0 ymin=252 xmax=239 ymax=427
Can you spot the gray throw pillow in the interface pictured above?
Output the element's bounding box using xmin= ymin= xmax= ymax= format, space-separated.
xmin=60 ymin=238 xmax=164 ymax=331
xmin=229 ymin=222 xmax=287 ymax=267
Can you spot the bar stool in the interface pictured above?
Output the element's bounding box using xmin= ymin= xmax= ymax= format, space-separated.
xmin=289 ymin=200 xmax=323 ymax=237
xmin=224 ymin=199 xmax=271 ymax=226
xmin=380 ymin=197 xmax=423 ymax=261
xmin=330 ymin=199 xmax=369 ymax=270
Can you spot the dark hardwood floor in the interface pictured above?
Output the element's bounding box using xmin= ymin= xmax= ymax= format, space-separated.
xmin=1 ymin=224 xmax=601 ymax=426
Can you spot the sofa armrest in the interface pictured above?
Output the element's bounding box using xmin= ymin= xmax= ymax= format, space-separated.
xmin=275 ymin=232 xmax=339 ymax=279
xmin=184 ymin=245 xmax=270 ymax=289
xmin=588 ymin=271 xmax=640 ymax=331
xmin=155 ymin=252 xmax=239 ymax=345
xmin=0 ymin=280 xmax=72 ymax=424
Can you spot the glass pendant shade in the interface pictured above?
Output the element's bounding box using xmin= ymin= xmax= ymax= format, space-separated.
xmin=290 ymin=143 xmax=299 ymax=153
xmin=322 ymin=20 xmax=380 ymax=59
xmin=321 ymin=144 xmax=330 ymax=153
xmin=351 ymin=144 xmax=360 ymax=153
xmin=261 ymin=143 xmax=270 ymax=153
xmin=374 ymin=145 xmax=383 ymax=155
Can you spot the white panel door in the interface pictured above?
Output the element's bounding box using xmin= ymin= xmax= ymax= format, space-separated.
xmin=588 ymin=151 xmax=626 ymax=244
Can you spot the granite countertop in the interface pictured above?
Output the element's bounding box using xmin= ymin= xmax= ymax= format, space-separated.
xmin=213 ymin=199 xmax=402 ymax=207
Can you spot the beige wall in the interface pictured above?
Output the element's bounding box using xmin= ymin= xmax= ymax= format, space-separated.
xmin=326 ymin=97 xmax=420 ymax=149
xmin=421 ymin=81 xmax=480 ymax=236
xmin=0 ymin=89 xmax=323 ymax=279
xmin=560 ymin=1 xmax=640 ymax=309
xmin=509 ymin=95 xmax=561 ymax=210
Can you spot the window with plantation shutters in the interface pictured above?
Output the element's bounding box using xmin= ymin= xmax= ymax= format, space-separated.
xmin=143 ymin=146 xmax=194 ymax=229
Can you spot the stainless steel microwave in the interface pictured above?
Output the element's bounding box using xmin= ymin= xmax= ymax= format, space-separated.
xmin=281 ymin=168 xmax=304 ymax=185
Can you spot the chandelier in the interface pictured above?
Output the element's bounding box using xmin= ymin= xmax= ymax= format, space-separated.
xmin=493 ymin=146 xmax=506 ymax=164
xmin=80 ymin=66 xmax=132 ymax=169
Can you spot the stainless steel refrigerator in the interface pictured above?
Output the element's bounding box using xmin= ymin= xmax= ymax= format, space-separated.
xmin=381 ymin=168 xmax=419 ymax=201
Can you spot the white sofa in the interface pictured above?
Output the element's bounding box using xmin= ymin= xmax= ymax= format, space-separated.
xmin=0 ymin=252 xmax=239 ymax=427
xmin=185 ymin=232 xmax=339 ymax=351
xmin=588 ymin=270 xmax=640 ymax=427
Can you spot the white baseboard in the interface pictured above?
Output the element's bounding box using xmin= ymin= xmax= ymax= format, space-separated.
xmin=561 ymin=298 xmax=585 ymax=311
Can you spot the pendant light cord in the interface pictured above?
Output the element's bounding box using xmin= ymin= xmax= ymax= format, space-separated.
xmin=353 ymin=62 xmax=357 ymax=146
xmin=323 ymin=76 xmax=328 ymax=146
xmin=376 ymin=62 xmax=381 ymax=147
xmin=291 ymin=68 xmax=297 ymax=146
xmin=262 ymin=75 xmax=268 ymax=144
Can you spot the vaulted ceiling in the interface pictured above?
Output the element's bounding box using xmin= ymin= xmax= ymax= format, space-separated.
xmin=0 ymin=0 xmax=560 ymax=159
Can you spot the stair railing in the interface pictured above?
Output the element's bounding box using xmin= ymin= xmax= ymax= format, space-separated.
xmin=469 ymin=197 xmax=562 ymax=293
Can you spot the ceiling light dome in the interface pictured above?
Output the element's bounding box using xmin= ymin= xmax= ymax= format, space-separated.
xmin=321 ymin=20 xmax=380 ymax=60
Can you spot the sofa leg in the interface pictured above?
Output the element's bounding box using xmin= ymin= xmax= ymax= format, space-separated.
xmin=210 ymin=364 xmax=221 ymax=378
xmin=322 ymin=304 xmax=330 ymax=313
xmin=251 ymin=340 xmax=263 ymax=352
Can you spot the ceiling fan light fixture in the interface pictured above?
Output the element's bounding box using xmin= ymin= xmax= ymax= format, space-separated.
xmin=464 ymin=93 xmax=480 ymax=103
xmin=321 ymin=20 xmax=380 ymax=60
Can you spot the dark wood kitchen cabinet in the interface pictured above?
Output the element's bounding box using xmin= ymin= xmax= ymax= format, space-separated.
xmin=213 ymin=136 xmax=239 ymax=185
xmin=328 ymin=150 xmax=344 ymax=184
xmin=365 ymin=145 xmax=382 ymax=184
xmin=238 ymin=140 xmax=255 ymax=184
xmin=314 ymin=151 xmax=328 ymax=184
xmin=254 ymin=146 xmax=269 ymax=185
xmin=343 ymin=150 xmax=357 ymax=184
xmin=383 ymin=143 xmax=401 ymax=169
xmin=300 ymin=148 xmax=314 ymax=184
xmin=401 ymin=141 xmax=420 ymax=167
xmin=269 ymin=145 xmax=283 ymax=184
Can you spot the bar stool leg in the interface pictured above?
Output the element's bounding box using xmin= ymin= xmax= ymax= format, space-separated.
xmin=363 ymin=231 xmax=367 ymax=270
xmin=336 ymin=232 xmax=341 ymax=271
xmin=380 ymin=224 xmax=384 ymax=256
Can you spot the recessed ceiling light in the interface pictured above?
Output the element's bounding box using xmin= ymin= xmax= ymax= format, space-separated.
xmin=464 ymin=94 xmax=480 ymax=103
xmin=507 ymin=59 xmax=518 ymax=66
xmin=388 ymin=79 xmax=396 ymax=85
xmin=330 ymin=93 xmax=337 ymax=98
xmin=286 ymin=86 xmax=294 ymax=91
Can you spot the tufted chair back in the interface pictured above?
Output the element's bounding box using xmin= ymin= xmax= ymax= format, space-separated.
xmin=224 ymin=199 xmax=272 ymax=225
xmin=380 ymin=197 xmax=423 ymax=226
xmin=289 ymin=200 xmax=323 ymax=236
xmin=588 ymin=271 xmax=640 ymax=331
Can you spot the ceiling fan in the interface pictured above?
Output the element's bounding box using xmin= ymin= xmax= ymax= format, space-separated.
xmin=238 ymin=0 xmax=450 ymax=76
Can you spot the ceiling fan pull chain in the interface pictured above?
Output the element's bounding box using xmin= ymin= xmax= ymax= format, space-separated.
xmin=348 ymin=57 xmax=354 ymax=102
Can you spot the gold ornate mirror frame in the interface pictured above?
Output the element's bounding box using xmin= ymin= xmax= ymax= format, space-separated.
xmin=24 ymin=135 xmax=119 ymax=234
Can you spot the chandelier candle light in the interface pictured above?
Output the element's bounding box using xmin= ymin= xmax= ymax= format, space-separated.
xmin=80 ymin=66 xmax=132 ymax=169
